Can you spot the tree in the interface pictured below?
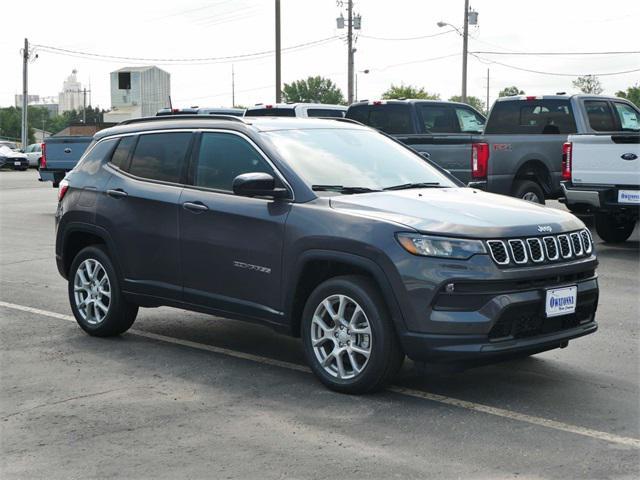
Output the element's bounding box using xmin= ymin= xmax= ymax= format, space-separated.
xmin=572 ymin=75 xmax=603 ymax=95
xmin=449 ymin=95 xmax=486 ymax=113
xmin=282 ymin=76 xmax=345 ymax=104
xmin=381 ymin=84 xmax=440 ymax=100
xmin=616 ymin=83 xmax=640 ymax=108
xmin=499 ymin=86 xmax=524 ymax=97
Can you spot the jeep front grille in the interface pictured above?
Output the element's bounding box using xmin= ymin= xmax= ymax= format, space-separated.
xmin=486 ymin=229 xmax=593 ymax=267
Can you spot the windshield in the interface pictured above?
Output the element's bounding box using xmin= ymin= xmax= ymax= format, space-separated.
xmin=263 ymin=128 xmax=455 ymax=191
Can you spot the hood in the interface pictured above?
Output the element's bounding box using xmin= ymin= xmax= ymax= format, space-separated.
xmin=329 ymin=187 xmax=584 ymax=238
xmin=0 ymin=146 xmax=27 ymax=159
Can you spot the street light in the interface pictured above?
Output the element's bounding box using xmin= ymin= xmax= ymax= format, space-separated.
xmin=355 ymin=69 xmax=369 ymax=102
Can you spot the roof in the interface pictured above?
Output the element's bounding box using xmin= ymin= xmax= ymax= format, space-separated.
xmin=247 ymin=103 xmax=347 ymax=110
xmin=494 ymin=94 xmax=625 ymax=102
xmin=94 ymin=116 xmax=366 ymax=140
xmin=113 ymin=66 xmax=169 ymax=74
xmin=349 ymin=98 xmax=472 ymax=108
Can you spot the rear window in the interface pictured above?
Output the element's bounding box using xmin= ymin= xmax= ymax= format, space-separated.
xmin=245 ymin=108 xmax=296 ymax=117
xmin=306 ymin=108 xmax=345 ymax=118
xmin=346 ymin=104 xmax=413 ymax=134
xmin=485 ymin=100 xmax=576 ymax=134
xmin=128 ymin=132 xmax=192 ymax=183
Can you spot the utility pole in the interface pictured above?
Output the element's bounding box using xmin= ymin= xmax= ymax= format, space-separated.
xmin=21 ymin=38 xmax=29 ymax=149
xmin=275 ymin=0 xmax=281 ymax=103
xmin=82 ymin=88 xmax=87 ymax=123
xmin=486 ymin=68 xmax=490 ymax=115
xmin=231 ymin=64 xmax=236 ymax=107
xmin=461 ymin=0 xmax=469 ymax=104
xmin=347 ymin=0 xmax=354 ymax=104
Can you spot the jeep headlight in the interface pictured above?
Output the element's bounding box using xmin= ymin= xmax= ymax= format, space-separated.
xmin=397 ymin=233 xmax=486 ymax=259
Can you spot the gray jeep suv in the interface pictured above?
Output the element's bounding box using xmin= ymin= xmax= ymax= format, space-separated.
xmin=55 ymin=115 xmax=599 ymax=393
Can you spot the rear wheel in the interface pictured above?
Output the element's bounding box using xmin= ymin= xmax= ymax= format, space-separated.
xmin=68 ymin=245 xmax=138 ymax=336
xmin=594 ymin=214 xmax=636 ymax=243
xmin=301 ymin=275 xmax=404 ymax=394
xmin=512 ymin=180 xmax=545 ymax=204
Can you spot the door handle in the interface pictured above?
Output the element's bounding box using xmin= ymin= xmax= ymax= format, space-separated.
xmin=183 ymin=201 xmax=209 ymax=212
xmin=107 ymin=189 xmax=128 ymax=199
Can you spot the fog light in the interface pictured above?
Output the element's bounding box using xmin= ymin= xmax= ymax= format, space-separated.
xmin=445 ymin=283 xmax=455 ymax=293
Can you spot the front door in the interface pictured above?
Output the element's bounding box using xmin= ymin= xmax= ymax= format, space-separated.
xmin=179 ymin=131 xmax=291 ymax=323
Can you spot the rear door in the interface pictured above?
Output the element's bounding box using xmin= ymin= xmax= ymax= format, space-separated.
xmin=571 ymin=100 xmax=640 ymax=186
xmin=100 ymin=131 xmax=193 ymax=300
xmin=179 ymin=131 xmax=290 ymax=322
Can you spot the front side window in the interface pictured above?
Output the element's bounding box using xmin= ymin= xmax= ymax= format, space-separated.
xmin=613 ymin=102 xmax=640 ymax=131
xmin=419 ymin=105 xmax=455 ymax=133
xmin=264 ymin=128 xmax=455 ymax=190
xmin=194 ymin=133 xmax=273 ymax=191
xmin=454 ymin=107 xmax=485 ymax=133
xmin=585 ymin=100 xmax=617 ymax=131
xmin=128 ymin=132 xmax=192 ymax=183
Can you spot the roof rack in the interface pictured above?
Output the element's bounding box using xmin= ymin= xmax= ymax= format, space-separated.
xmin=118 ymin=115 xmax=248 ymax=126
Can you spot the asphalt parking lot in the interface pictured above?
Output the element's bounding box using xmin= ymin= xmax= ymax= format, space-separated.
xmin=1 ymin=169 xmax=639 ymax=479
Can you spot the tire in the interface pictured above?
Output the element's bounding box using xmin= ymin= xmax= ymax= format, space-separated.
xmin=512 ymin=180 xmax=545 ymax=204
xmin=68 ymin=245 xmax=138 ymax=337
xmin=301 ymin=275 xmax=404 ymax=394
xmin=595 ymin=214 xmax=636 ymax=243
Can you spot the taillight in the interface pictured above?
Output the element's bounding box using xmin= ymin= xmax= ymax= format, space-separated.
xmin=40 ymin=142 xmax=46 ymax=169
xmin=58 ymin=179 xmax=69 ymax=202
xmin=471 ymin=143 xmax=489 ymax=179
xmin=562 ymin=142 xmax=572 ymax=181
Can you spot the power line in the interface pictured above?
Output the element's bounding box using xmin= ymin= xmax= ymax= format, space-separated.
xmin=32 ymin=36 xmax=343 ymax=65
xmin=360 ymin=29 xmax=456 ymax=41
xmin=471 ymin=50 xmax=640 ymax=56
xmin=471 ymin=53 xmax=640 ymax=77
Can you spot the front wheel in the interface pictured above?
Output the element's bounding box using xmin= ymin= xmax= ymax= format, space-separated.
xmin=68 ymin=245 xmax=138 ymax=337
xmin=595 ymin=214 xmax=636 ymax=243
xmin=301 ymin=275 xmax=404 ymax=394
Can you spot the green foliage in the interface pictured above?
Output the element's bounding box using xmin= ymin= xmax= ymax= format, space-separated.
xmin=572 ymin=75 xmax=603 ymax=95
xmin=381 ymin=84 xmax=440 ymax=100
xmin=449 ymin=95 xmax=486 ymax=113
xmin=282 ymin=76 xmax=345 ymax=104
xmin=0 ymin=107 xmax=29 ymax=143
xmin=498 ymin=86 xmax=524 ymax=97
xmin=616 ymin=84 xmax=640 ymax=107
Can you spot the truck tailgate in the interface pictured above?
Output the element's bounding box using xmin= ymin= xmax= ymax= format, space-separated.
xmin=45 ymin=137 xmax=92 ymax=171
xmin=570 ymin=134 xmax=640 ymax=186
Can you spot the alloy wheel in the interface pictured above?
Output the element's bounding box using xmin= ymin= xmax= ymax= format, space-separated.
xmin=310 ymin=294 xmax=372 ymax=380
xmin=73 ymin=258 xmax=111 ymax=325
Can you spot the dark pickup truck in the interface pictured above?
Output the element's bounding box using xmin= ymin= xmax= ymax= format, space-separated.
xmin=347 ymin=96 xmax=623 ymax=204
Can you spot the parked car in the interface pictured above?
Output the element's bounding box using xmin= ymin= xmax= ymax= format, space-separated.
xmin=348 ymin=95 xmax=636 ymax=205
xmin=24 ymin=143 xmax=43 ymax=168
xmin=245 ymin=103 xmax=347 ymax=118
xmin=346 ymin=99 xmax=485 ymax=185
xmin=39 ymin=136 xmax=93 ymax=187
xmin=561 ymin=99 xmax=640 ymax=242
xmin=156 ymin=107 xmax=245 ymax=116
xmin=0 ymin=144 xmax=29 ymax=171
xmin=55 ymin=115 xmax=598 ymax=394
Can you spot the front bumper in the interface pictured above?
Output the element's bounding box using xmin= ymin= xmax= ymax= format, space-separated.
xmin=561 ymin=182 xmax=639 ymax=217
xmin=0 ymin=158 xmax=28 ymax=169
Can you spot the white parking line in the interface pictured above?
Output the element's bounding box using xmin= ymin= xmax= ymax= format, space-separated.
xmin=1 ymin=300 xmax=639 ymax=449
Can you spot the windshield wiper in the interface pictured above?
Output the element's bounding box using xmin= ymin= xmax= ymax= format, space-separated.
xmin=383 ymin=182 xmax=444 ymax=191
xmin=312 ymin=185 xmax=381 ymax=194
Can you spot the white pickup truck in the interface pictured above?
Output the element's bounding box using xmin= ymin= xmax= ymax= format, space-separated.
xmin=561 ymin=99 xmax=640 ymax=243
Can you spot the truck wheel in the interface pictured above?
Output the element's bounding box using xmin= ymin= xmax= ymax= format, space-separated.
xmin=594 ymin=214 xmax=636 ymax=243
xmin=301 ymin=275 xmax=404 ymax=394
xmin=68 ymin=245 xmax=138 ymax=337
xmin=512 ymin=180 xmax=545 ymax=204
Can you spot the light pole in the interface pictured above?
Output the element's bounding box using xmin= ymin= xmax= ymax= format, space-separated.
xmin=438 ymin=1 xmax=477 ymax=104
xmin=355 ymin=69 xmax=369 ymax=102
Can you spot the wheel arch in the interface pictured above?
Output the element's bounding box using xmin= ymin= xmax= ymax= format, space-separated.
xmin=513 ymin=159 xmax=553 ymax=195
xmin=285 ymin=250 xmax=406 ymax=338
xmin=59 ymin=223 xmax=121 ymax=280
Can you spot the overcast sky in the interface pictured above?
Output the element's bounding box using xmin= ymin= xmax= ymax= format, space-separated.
xmin=1 ymin=0 xmax=639 ymax=110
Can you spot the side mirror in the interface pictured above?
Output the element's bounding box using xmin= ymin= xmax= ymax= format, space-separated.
xmin=420 ymin=151 xmax=431 ymax=160
xmin=232 ymin=172 xmax=289 ymax=199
